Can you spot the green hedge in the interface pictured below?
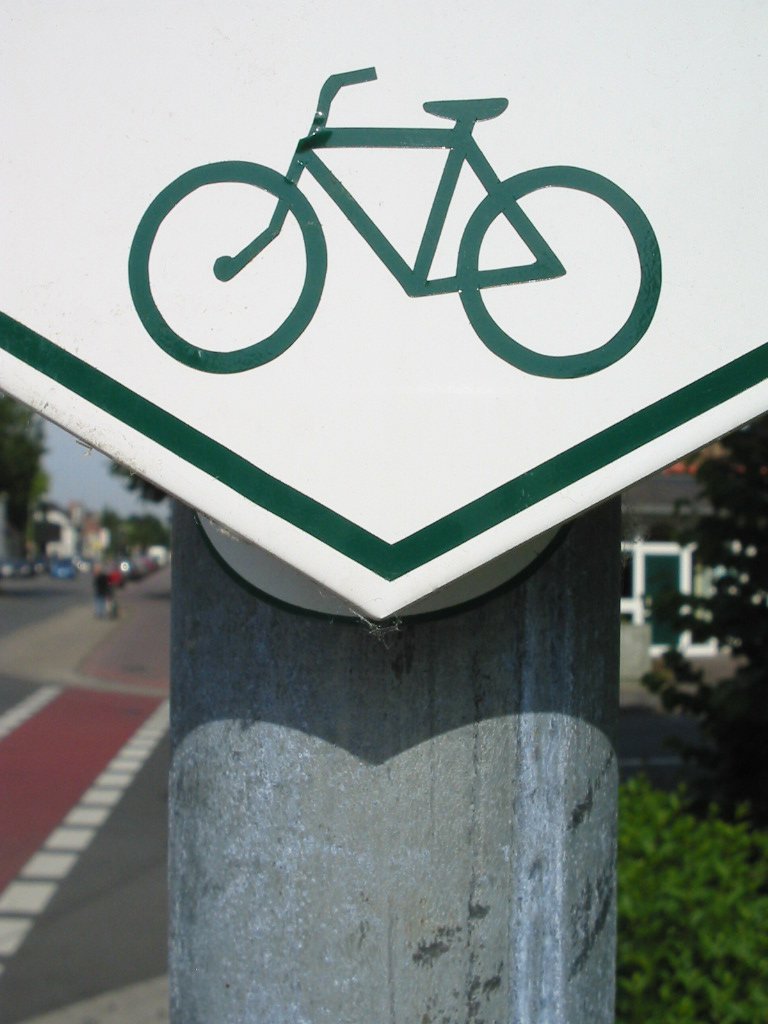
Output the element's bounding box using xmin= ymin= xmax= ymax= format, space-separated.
xmin=617 ymin=777 xmax=768 ymax=1024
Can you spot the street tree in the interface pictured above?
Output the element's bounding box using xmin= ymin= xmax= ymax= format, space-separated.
xmin=100 ymin=507 xmax=170 ymax=555
xmin=109 ymin=461 xmax=166 ymax=502
xmin=124 ymin=513 xmax=170 ymax=550
xmin=645 ymin=414 xmax=768 ymax=821
xmin=0 ymin=394 xmax=47 ymax=548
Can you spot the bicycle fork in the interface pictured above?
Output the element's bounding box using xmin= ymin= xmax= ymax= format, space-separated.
xmin=212 ymin=145 xmax=315 ymax=283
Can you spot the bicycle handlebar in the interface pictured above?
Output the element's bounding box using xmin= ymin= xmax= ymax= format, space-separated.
xmin=311 ymin=67 xmax=377 ymax=133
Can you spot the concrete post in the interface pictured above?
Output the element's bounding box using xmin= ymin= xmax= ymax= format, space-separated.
xmin=169 ymin=499 xmax=621 ymax=1024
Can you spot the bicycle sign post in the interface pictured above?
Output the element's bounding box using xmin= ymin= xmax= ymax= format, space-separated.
xmin=1 ymin=3 xmax=766 ymax=1022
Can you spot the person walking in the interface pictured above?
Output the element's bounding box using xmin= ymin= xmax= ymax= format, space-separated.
xmin=93 ymin=563 xmax=113 ymax=619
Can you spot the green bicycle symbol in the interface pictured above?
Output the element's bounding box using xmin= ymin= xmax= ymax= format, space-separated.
xmin=129 ymin=67 xmax=661 ymax=377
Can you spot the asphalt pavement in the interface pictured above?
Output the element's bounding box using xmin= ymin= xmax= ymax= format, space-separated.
xmin=0 ymin=575 xmax=99 ymax=644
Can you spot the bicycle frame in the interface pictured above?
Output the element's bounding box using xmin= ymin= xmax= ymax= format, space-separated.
xmin=220 ymin=120 xmax=560 ymax=295
xmin=291 ymin=123 xmax=511 ymax=297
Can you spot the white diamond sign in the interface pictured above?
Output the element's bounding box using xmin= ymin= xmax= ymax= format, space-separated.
xmin=1 ymin=1 xmax=766 ymax=618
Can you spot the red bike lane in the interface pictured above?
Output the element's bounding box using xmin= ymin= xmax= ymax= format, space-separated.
xmin=0 ymin=690 xmax=162 ymax=892
xmin=0 ymin=568 xmax=170 ymax=898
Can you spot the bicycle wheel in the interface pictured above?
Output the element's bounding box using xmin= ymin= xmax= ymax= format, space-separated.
xmin=458 ymin=166 xmax=661 ymax=378
xmin=128 ymin=161 xmax=327 ymax=373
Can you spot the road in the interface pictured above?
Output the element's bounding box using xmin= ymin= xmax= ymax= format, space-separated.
xmin=0 ymin=568 xmax=170 ymax=1024
xmin=0 ymin=566 xmax=704 ymax=1024
xmin=0 ymin=575 xmax=95 ymax=643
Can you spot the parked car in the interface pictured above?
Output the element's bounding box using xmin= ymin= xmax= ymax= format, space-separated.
xmin=0 ymin=559 xmax=34 ymax=578
xmin=124 ymin=555 xmax=159 ymax=580
xmin=49 ymin=557 xmax=77 ymax=580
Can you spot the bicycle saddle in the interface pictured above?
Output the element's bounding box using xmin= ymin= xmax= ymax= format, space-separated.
xmin=422 ymin=98 xmax=509 ymax=122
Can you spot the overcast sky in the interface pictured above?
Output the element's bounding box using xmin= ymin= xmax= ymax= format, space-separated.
xmin=43 ymin=421 xmax=169 ymax=519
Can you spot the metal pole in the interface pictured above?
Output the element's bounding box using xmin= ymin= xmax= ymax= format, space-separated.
xmin=169 ymin=499 xmax=620 ymax=1024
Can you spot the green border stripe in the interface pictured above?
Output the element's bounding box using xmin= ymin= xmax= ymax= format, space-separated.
xmin=0 ymin=312 xmax=387 ymax=570
xmin=1 ymin=311 xmax=766 ymax=579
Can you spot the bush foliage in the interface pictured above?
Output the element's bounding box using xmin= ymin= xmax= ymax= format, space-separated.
xmin=617 ymin=776 xmax=768 ymax=1023
xmin=643 ymin=416 xmax=768 ymax=821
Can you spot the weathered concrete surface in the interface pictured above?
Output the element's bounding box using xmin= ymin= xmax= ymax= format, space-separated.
xmin=170 ymin=501 xmax=621 ymax=1024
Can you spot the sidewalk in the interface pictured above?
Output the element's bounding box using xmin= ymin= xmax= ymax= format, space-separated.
xmin=5 ymin=570 xmax=171 ymax=1024
xmin=0 ymin=572 xmax=170 ymax=697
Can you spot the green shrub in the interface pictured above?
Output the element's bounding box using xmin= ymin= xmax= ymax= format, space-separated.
xmin=640 ymin=416 xmax=768 ymax=825
xmin=643 ymin=650 xmax=768 ymax=824
xmin=617 ymin=776 xmax=768 ymax=1023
